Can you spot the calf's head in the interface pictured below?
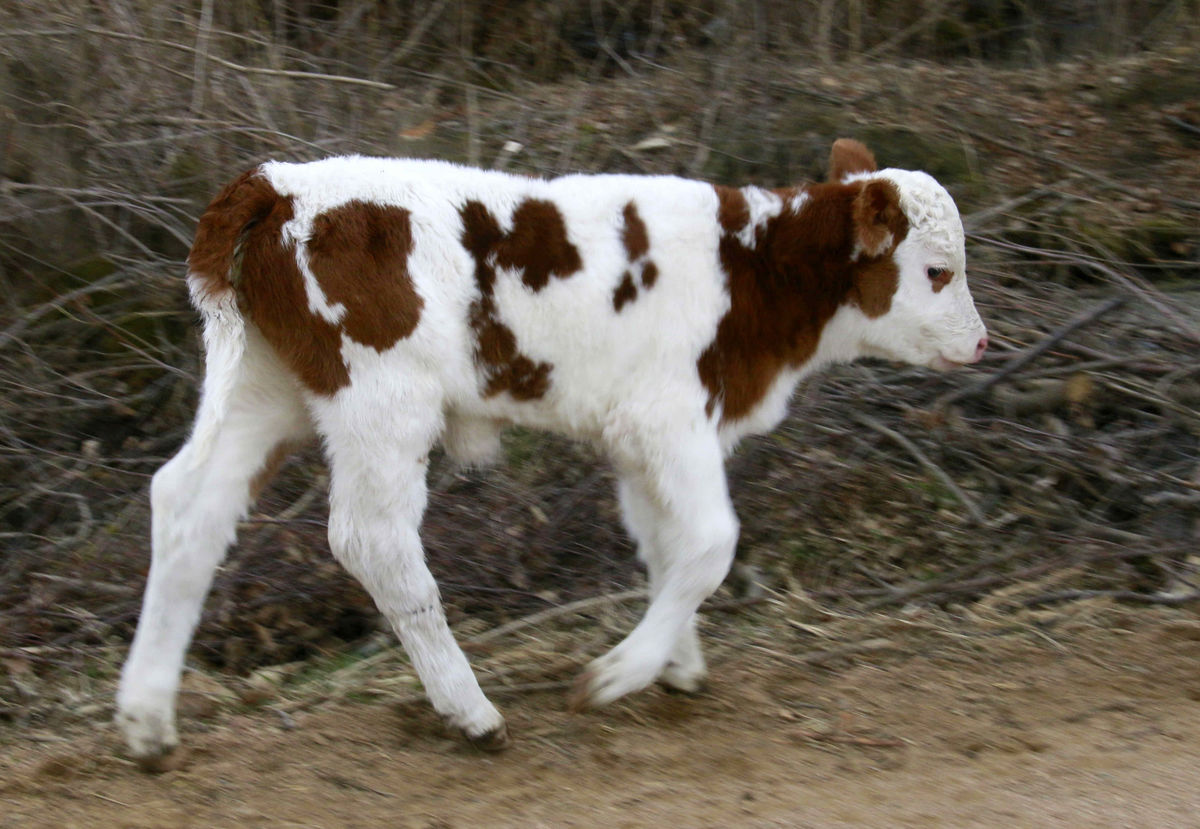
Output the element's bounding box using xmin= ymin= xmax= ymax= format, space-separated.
xmin=831 ymin=139 xmax=988 ymax=371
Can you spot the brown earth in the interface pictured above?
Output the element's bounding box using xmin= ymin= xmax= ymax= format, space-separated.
xmin=4 ymin=606 xmax=1200 ymax=828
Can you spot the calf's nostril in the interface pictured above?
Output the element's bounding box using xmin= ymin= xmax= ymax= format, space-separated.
xmin=974 ymin=336 xmax=988 ymax=360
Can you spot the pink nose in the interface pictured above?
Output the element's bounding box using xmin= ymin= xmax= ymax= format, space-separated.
xmin=973 ymin=336 xmax=988 ymax=362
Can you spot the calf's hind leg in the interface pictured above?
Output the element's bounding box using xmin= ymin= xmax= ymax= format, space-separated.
xmin=117 ymin=332 xmax=312 ymax=769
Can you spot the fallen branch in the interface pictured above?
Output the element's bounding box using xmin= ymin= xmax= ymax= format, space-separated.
xmin=975 ymin=234 xmax=1200 ymax=344
xmin=852 ymin=413 xmax=985 ymax=525
xmin=948 ymin=118 xmax=1200 ymax=211
xmin=466 ymin=589 xmax=646 ymax=647
xmin=963 ymin=183 xmax=1071 ymax=231
xmin=2 ymin=27 xmax=396 ymax=90
xmin=29 ymin=572 xmax=138 ymax=597
xmin=857 ymin=554 xmax=1094 ymax=611
xmin=938 ymin=295 xmax=1127 ymax=406
xmin=791 ymin=730 xmax=905 ymax=748
xmin=751 ymin=638 xmax=897 ymax=669
xmin=1164 ymin=114 xmax=1200 ymax=137
xmin=1021 ymin=589 xmax=1200 ymax=608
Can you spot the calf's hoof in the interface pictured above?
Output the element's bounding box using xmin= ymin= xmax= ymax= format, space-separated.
xmin=657 ymin=660 xmax=707 ymax=695
xmin=571 ymin=646 xmax=663 ymax=710
xmin=116 ymin=707 xmax=183 ymax=773
xmin=567 ymin=671 xmax=596 ymax=713
xmin=134 ymin=744 xmax=188 ymax=774
xmin=464 ymin=721 xmax=511 ymax=752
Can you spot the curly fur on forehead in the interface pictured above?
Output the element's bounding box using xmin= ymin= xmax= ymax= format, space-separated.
xmin=877 ymin=169 xmax=966 ymax=262
xmin=844 ymin=168 xmax=965 ymax=265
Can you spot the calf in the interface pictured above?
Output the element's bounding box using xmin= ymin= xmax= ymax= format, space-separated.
xmin=117 ymin=139 xmax=987 ymax=768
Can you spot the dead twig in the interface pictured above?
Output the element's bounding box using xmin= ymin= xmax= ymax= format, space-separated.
xmin=1164 ymin=114 xmax=1200 ymax=137
xmin=852 ymin=413 xmax=985 ymax=525
xmin=29 ymin=572 xmax=138 ymax=597
xmin=466 ymin=589 xmax=646 ymax=647
xmin=1063 ymin=242 xmax=1200 ymax=345
xmin=861 ymin=0 xmax=950 ymax=59
xmin=962 ymin=180 xmax=1075 ymax=231
xmin=1 ymin=27 xmax=396 ymax=90
xmin=373 ymin=0 xmax=453 ymax=73
xmin=1021 ymin=589 xmax=1200 ymax=608
xmin=938 ymin=295 xmax=1127 ymax=406
xmin=791 ymin=730 xmax=905 ymax=748
xmin=312 ymin=769 xmax=395 ymax=798
xmin=948 ymin=118 xmax=1200 ymax=211
xmin=750 ymin=638 xmax=897 ymax=669
xmin=482 ymin=680 xmax=573 ymax=696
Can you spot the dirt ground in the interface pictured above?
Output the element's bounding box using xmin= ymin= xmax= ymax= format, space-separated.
xmin=3 ymin=608 xmax=1200 ymax=829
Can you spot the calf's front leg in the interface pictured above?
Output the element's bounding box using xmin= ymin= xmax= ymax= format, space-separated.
xmin=616 ymin=477 xmax=709 ymax=693
xmin=579 ymin=426 xmax=738 ymax=707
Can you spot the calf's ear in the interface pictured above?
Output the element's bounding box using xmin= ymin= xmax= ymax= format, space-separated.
xmin=829 ymin=138 xmax=877 ymax=181
xmin=852 ymin=179 xmax=905 ymax=259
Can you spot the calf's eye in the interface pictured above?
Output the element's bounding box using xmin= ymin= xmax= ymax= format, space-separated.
xmin=926 ymin=266 xmax=949 ymax=282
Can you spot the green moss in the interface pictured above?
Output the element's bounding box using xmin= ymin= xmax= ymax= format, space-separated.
xmin=857 ymin=127 xmax=978 ymax=191
xmin=1111 ymin=63 xmax=1200 ymax=108
xmin=1132 ymin=216 xmax=1194 ymax=258
xmin=1072 ymin=218 xmax=1132 ymax=258
xmin=68 ymin=256 xmax=117 ymax=283
xmin=167 ymin=150 xmax=205 ymax=184
xmin=1074 ymin=214 xmax=1196 ymax=269
xmin=782 ymin=535 xmax=826 ymax=565
xmin=288 ymin=647 xmax=383 ymax=689
xmin=502 ymin=427 xmax=547 ymax=470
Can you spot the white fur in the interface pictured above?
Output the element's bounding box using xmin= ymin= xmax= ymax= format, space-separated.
xmin=117 ymin=326 xmax=313 ymax=759
xmin=854 ymin=168 xmax=986 ymax=367
xmin=117 ymin=154 xmax=986 ymax=763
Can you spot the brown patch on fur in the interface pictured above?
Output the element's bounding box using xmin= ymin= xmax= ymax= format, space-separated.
xmin=698 ymin=175 xmax=909 ymax=423
xmin=853 ymin=258 xmax=902 ymax=318
xmin=828 ymin=138 xmax=878 ymax=181
xmin=188 ymin=169 xmax=276 ymax=300
xmin=714 ymin=186 xmax=750 ymax=234
xmin=612 ymin=201 xmax=658 ymax=311
xmin=613 ymin=272 xmax=638 ymax=312
xmin=235 ymin=195 xmax=352 ymax=396
xmin=187 ymin=170 xmax=352 ymax=395
xmin=460 ymin=200 xmax=554 ymax=400
xmin=307 ymin=201 xmax=422 ymax=351
xmin=621 ymin=202 xmax=650 ymax=260
xmin=492 ymin=198 xmax=582 ymax=292
xmin=852 ymin=179 xmax=907 ymax=259
xmin=772 ymin=186 xmax=804 ymax=205
xmin=460 ymin=201 xmax=503 ymax=294
xmin=473 ymin=313 xmax=552 ymax=400
xmin=189 ymin=174 xmax=427 ymax=397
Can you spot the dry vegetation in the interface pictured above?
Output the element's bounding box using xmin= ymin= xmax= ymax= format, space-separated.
xmin=1 ymin=0 xmax=1199 ymax=739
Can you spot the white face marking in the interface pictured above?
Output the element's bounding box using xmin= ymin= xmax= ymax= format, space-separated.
xmin=857 ymin=170 xmax=987 ymax=368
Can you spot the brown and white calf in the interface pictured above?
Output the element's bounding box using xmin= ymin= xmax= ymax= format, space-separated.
xmin=117 ymin=139 xmax=986 ymax=767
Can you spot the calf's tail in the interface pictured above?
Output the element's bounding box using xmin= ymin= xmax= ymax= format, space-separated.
xmin=183 ymin=168 xmax=284 ymax=465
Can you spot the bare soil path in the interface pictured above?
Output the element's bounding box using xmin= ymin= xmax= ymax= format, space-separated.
xmin=4 ymin=610 xmax=1199 ymax=828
